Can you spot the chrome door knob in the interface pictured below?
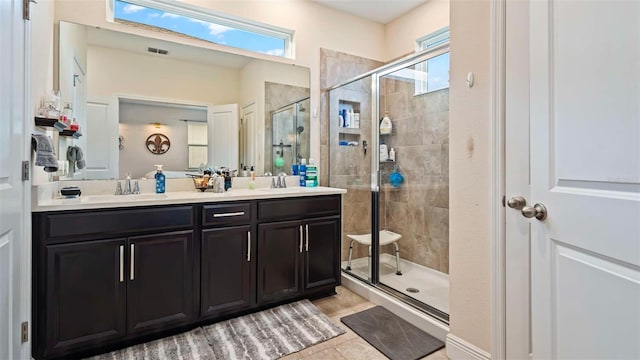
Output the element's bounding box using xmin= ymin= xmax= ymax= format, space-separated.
xmin=507 ymin=196 xmax=527 ymax=210
xmin=521 ymin=203 xmax=548 ymax=221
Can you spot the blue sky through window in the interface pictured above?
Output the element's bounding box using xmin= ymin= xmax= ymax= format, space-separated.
xmin=114 ymin=0 xmax=287 ymax=57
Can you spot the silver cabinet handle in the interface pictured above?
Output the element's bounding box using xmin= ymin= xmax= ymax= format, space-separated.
xmin=305 ymin=224 xmax=309 ymax=252
xmin=119 ymin=245 xmax=124 ymax=283
xmin=299 ymin=225 xmax=303 ymax=253
xmin=213 ymin=211 xmax=245 ymax=218
xmin=247 ymin=231 xmax=251 ymax=262
xmin=130 ymin=244 xmax=135 ymax=280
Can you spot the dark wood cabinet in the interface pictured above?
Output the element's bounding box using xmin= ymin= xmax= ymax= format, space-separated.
xmin=44 ymin=238 xmax=126 ymax=357
xmin=127 ymin=231 xmax=193 ymax=335
xmin=304 ymin=217 xmax=341 ymax=291
xmin=257 ymin=220 xmax=303 ymax=304
xmin=201 ymin=225 xmax=254 ymax=318
xmin=33 ymin=196 xmax=341 ymax=360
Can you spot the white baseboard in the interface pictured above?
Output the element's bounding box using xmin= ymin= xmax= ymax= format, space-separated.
xmin=446 ymin=334 xmax=491 ymax=360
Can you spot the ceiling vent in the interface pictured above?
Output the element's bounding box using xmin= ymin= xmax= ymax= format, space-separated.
xmin=147 ymin=47 xmax=168 ymax=55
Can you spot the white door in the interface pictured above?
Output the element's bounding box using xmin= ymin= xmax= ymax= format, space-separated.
xmin=85 ymin=97 xmax=118 ymax=179
xmin=209 ymin=104 xmax=239 ymax=170
xmin=0 ymin=0 xmax=28 ymax=358
xmin=241 ymin=103 xmax=256 ymax=170
xmin=509 ymin=1 xmax=640 ymax=359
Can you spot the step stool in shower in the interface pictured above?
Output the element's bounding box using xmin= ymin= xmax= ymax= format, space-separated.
xmin=346 ymin=230 xmax=402 ymax=275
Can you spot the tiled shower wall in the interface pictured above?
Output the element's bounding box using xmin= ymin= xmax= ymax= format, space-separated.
xmin=320 ymin=48 xmax=383 ymax=263
xmin=380 ymin=77 xmax=449 ymax=274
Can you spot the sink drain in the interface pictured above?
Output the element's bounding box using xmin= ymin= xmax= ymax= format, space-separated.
xmin=406 ymin=287 xmax=420 ymax=293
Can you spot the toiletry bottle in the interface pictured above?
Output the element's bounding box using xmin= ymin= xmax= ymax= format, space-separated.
xmin=380 ymin=140 xmax=388 ymax=161
xmin=292 ymin=162 xmax=299 ymax=176
xmin=299 ymin=159 xmax=307 ymax=187
xmin=380 ymin=112 xmax=393 ymax=135
xmin=338 ymin=112 xmax=344 ymax=128
xmin=389 ymin=148 xmax=396 ymax=161
xmin=306 ymin=159 xmax=318 ymax=187
xmin=242 ymin=165 xmax=248 ymax=177
xmin=154 ymin=164 xmax=165 ymax=193
xmin=348 ymin=109 xmax=355 ymax=128
xmin=250 ymin=166 xmax=255 ymax=180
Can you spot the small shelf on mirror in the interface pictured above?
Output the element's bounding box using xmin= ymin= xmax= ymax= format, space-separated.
xmin=35 ymin=117 xmax=67 ymax=131
xmin=60 ymin=130 xmax=82 ymax=139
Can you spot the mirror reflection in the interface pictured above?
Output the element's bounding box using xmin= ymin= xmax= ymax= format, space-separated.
xmin=57 ymin=21 xmax=310 ymax=180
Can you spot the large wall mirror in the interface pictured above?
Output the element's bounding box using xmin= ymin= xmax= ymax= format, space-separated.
xmin=57 ymin=21 xmax=309 ymax=180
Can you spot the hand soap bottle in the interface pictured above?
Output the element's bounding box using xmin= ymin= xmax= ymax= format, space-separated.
xmin=306 ymin=158 xmax=318 ymax=187
xmin=154 ymin=164 xmax=165 ymax=194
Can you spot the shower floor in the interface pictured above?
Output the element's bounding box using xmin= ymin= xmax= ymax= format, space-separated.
xmin=341 ymin=253 xmax=450 ymax=314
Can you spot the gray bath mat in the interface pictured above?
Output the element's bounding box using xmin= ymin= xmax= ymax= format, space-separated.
xmin=87 ymin=327 xmax=215 ymax=360
xmin=202 ymin=299 xmax=345 ymax=359
xmin=87 ymin=299 xmax=344 ymax=359
xmin=341 ymin=306 xmax=444 ymax=360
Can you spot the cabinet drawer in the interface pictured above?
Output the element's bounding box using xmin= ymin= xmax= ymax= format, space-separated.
xmin=202 ymin=202 xmax=252 ymax=227
xmin=257 ymin=195 xmax=341 ymax=222
xmin=44 ymin=206 xmax=193 ymax=243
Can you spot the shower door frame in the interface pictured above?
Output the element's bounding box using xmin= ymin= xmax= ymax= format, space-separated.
xmin=328 ymin=43 xmax=451 ymax=323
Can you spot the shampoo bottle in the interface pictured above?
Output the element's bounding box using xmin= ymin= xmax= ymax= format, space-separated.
xmin=380 ymin=113 xmax=393 ymax=135
xmin=154 ymin=164 xmax=166 ymax=194
xmin=299 ymin=159 xmax=307 ymax=187
xmin=389 ymin=148 xmax=396 ymax=162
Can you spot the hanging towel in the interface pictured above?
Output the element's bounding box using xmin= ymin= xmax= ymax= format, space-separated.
xmin=67 ymin=146 xmax=86 ymax=174
xmin=31 ymin=134 xmax=58 ymax=173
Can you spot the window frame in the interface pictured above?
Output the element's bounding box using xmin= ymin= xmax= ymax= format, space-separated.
xmin=415 ymin=27 xmax=450 ymax=95
xmin=107 ymin=0 xmax=295 ymax=59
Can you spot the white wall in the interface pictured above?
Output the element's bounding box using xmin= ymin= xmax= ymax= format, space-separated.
xmin=384 ymin=0 xmax=450 ymax=60
xmin=88 ymin=45 xmax=240 ymax=104
xmin=449 ymin=0 xmax=492 ymax=353
xmin=30 ymin=0 xmax=56 ymax=185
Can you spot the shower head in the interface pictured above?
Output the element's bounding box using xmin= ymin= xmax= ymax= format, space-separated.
xmin=296 ymin=125 xmax=304 ymax=134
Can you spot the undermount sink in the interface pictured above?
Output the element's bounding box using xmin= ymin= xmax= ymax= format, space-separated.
xmin=257 ymin=187 xmax=314 ymax=193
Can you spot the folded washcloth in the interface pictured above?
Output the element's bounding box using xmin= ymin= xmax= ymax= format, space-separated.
xmin=67 ymin=145 xmax=87 ymax=174
xmin=31 ymin=134 xmax=58 ymax=173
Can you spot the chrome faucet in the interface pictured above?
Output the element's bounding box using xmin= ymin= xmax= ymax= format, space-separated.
xmin=271 ymin=172 xmax=287 ymax=189
xmin=115 ymin=181 xmax=123 ymax=195
xmin=123 ymin=175 xmax=132 ymax=195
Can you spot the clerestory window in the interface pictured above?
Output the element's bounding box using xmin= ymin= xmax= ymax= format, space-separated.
xmin=108 ymin=0 xmax=294 ymax=58
xmin=415 ymin=27 xmax=450 ymax=94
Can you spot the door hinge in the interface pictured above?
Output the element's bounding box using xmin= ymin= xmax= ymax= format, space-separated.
xmin=23 ymin=0 xmax=36 ymax=20
xmin=21 ymin=321 xmax=28 ymax=343
xmin=22 ymin=161 xmax=30 ymax=181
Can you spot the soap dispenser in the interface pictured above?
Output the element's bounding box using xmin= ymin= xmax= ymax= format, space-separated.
xmin=154 ymin=164 xmax=165 ymax=194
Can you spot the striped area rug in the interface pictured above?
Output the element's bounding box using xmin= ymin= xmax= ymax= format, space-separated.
xmin=87 ymin=299 xmax=344 ymax=360
xmin=202 ymin=299 xmax=344 ymax=359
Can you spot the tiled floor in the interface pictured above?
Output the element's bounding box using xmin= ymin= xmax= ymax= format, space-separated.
xmin=281 ymin=286 xmax=448 ymax=360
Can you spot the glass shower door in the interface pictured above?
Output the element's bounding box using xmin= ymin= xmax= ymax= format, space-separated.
xmin=328 ymin=75 xmax=374 ymax=282
xmin=375 ymin=50 xmax=450 ymax=319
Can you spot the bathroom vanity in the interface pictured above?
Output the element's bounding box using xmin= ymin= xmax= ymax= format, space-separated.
xmin=31 ymin=188 xmax=344 ymax=360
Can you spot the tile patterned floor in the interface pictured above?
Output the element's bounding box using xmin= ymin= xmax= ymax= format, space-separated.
xmin=281 ymin=286 xmax=448 ymax=360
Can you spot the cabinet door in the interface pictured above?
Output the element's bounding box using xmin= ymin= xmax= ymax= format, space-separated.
xmin=257 ymin=220 xmax=302 ymax=303
xmin=201 ymin=225 xmax=254 ymax=318
xmin=303 ymin=217 xmax=341 ymax=291
xmin=45 ymin=239 xmax=126 ymax=357
xmin=127 ymin=231 xmax=193 ymax=335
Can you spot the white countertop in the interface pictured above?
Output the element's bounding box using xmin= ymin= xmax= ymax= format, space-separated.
xmin=32 ymin=186 xmax=347 ymax=212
